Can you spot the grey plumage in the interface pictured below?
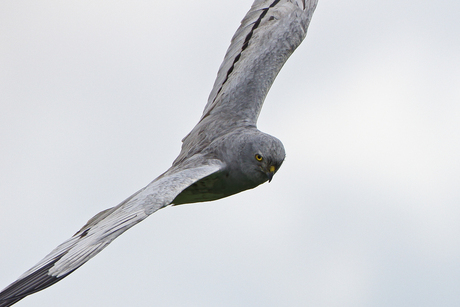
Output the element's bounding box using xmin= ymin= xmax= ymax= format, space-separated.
xmin=0 ymin=0 xmax=318 ymax=306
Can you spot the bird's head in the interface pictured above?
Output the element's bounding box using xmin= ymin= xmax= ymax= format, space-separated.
xmin=237 ymin=131 xmax=285 ymax=185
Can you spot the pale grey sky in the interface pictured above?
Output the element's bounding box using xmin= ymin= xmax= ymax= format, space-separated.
xmin=1 ymin=1 xmax=459 ymax=306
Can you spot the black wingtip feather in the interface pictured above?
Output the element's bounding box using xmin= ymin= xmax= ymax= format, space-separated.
xmin=0 ymin=255 xmax=74 ymax=307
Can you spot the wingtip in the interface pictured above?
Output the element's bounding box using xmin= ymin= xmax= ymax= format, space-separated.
xmin=0 ymin=255 xmax=72 ymax=307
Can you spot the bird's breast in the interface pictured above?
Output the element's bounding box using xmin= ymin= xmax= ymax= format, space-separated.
xmin=172 ymin=167 xmax=257 ymax=205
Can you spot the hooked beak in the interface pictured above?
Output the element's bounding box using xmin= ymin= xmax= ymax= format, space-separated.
xmin=266 ymin=165 xmax=276 ymax=183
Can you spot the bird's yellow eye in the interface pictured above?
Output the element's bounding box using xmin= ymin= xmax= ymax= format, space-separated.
xmin=255 ymin=154 xmax=263 ymax=162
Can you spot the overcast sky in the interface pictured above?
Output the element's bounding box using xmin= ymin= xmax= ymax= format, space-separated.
xmin=1 ymin=1 xmax=459 ymax=306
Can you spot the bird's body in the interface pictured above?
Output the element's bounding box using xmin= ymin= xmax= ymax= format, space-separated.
xmin=0 ymin=0 xmax=318 ymax=306
xmin=173 ymin=128 xmax=285 ymax=204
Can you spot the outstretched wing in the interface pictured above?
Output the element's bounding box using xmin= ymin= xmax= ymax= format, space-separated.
xmin=0 ymin=160 xmax=223 ymax=307
xmin=176 ymin=0 xmax=318 ymax=163
xmin=203 ymin=0 xmax=318 ymax=123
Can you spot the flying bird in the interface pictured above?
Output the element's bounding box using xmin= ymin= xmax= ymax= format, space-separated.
xmin=0 ymin=0 xmax=318 ymax=306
